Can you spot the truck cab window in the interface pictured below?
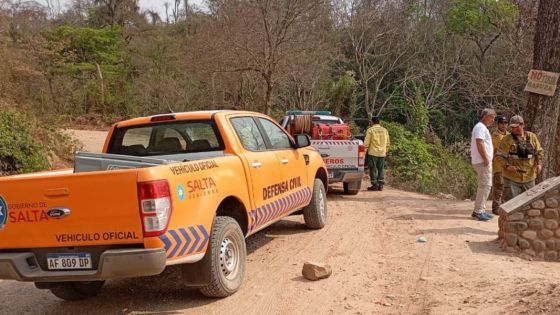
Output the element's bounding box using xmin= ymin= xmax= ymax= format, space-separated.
xmin=231 ymin=117 xmax=267 ymax=151
xmin=108 ymin=120 xmax=223 ymax=156
xmin=258 ymin=118 xmax=291 ymax=150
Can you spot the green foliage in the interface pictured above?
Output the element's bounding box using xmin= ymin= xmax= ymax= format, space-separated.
xmin=41 ymin=25 xmax=136 ymax=117
xmin=384 ymin=122 xmax=435 ymax=186
xmin=384 ymin=122 xmax=476 ymax=199
xmin=383 ymin=83 xmax=429 ymax=137
xmin=325 ymin=71 xmax=358 ymax=118
xmin=0 ymin=111 xmax=49 ymax=174
xmin=44 ymin=25 xmax=124 ymax=64
xmin=446 ymin=0 xmax=517 ymax=39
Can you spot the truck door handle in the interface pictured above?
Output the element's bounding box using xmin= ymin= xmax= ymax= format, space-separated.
xmin=280 ymin=158 xmax=289 ymax=164
xmin=251 ymin=161 xmax=262 ymax=168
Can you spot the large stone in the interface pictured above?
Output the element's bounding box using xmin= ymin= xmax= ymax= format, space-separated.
xmin=506 ymin=222 xmax=528 ymax=232
xmin=556 ymin=228 xmax=560 ymax=238
xmin=533 ymin=240 xmax=546 ymax=253
xmin=545 ymin=219 xmax=559 ymax=230
xmin=518 ymin=238 xmax=531 ymax=249
xmin=545 ymin=251 xmax=558 ymax=261
xmin=504 ymin=233 xmax=518 ymax=246
xmin=539 ymin=229 xmax=554 ymax=240
xmin=555 ymin=239 xmax=560 ymax=250
xmin=302 ymin=262 xmax=332 ymax=281
xmin=508 ymin=212 xmax=525 ymax=221
xmin=528 ymin=219 xmax=544 ymax=230
xmin=522 ymin=230 xmax=538 ymax=240
xmin=544 ymin=209 xmax=559 ymax=219
xmin=523 ymin=249 xmax=536 ymax=257
xmin=545 ymin=240 xmax=556 ymax=250
xmin=546 ymin=198 xmax=559 ymax=208
xmin=528 ymin=209 xmax=542 ymax=217
xmin=532 ymin=200 xmax=546 ymax=209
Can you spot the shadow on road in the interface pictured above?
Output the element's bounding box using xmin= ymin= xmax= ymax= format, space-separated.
xmin=415 ymin=227 xmax=497 ymax=236
xmin=467 ymin=239 xmax=512 ymax=258
xmin=391 ymin=213 xmax=472 ymax=221
xmin=21 ymin=217 xmax=315 ymax=315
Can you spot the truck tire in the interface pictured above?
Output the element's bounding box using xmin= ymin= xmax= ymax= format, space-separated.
xmin=343 ymin=180 xmax=361 ymax=195
xmin=48 ymin=281 xmax=105 ymax=301
xmin=199 ymin=216 xmax=246 ymax=298
xmin=303 ymin=178 xmax=327 ymax=229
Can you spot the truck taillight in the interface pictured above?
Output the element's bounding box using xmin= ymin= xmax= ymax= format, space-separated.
xmin=358 ymin=144 xmax=365 ymax=167
xmin=138 ymin=180 xmax=172 ymax=237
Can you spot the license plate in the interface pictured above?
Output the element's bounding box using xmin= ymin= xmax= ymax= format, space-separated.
xmin=47 ymin=253 xmax=92 ymax=270
xmin=328 ymin=172 xmax=334 ymax=179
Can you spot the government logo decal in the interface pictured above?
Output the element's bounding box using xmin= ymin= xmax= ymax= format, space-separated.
xmin=0 ymin=196 xmax=8 ymax=230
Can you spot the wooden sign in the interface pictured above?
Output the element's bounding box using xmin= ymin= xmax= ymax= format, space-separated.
xmin=524 ymin=69 xmax=560 ymax=96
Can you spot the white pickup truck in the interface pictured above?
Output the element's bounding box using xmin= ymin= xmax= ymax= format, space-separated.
xmin=281 ymin=111 xmax=365 ymax=195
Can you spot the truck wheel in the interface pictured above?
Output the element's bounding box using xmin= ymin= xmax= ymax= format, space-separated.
xmin=303 ymin=178 xmax=327 ymax=229
xmin=343 ymin=180 xmax=361 ymax=195
xmin=49 ymin=281 xmax=105 ymax=301
xmin=199 ymin=216 xmax=246 ymax=298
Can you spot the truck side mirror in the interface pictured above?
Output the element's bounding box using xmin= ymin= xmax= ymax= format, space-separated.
xmin=294 ymin=134 xmax=311 ymax=148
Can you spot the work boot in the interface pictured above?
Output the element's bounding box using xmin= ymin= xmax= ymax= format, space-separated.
xmin=378 ymin=184 xmax=384 ymax=191
xmin=367 ymin=184 xmax=378 ymax=191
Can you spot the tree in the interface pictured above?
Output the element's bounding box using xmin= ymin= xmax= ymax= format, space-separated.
xmin=446 ymin=0 xmax=517 ymax=70
xmin=336 ymin=0 xmax=414 ymax=119
xmin=201 ymin=0 xmax=333 ymax=115
xmin=524 ymin=0 xmax=560 ymax=180
xmin=91 ymin=0 xmax=142 ymax=27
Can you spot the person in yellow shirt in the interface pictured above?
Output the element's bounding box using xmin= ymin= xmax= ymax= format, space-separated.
xmin=364 ymin=116 xmax=390 ymax=191
xmin=496 ymin=115 xmax=544 ymax=202
xmin=491 ymin=115 xmax=509 ymax=214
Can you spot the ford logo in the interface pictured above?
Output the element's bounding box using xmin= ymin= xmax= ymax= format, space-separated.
xmin=46 ymin=208 xmax=71 ymax=219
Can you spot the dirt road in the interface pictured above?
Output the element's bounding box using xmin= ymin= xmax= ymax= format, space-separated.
xmin=2 ymin=131 xmax=559 ymax=314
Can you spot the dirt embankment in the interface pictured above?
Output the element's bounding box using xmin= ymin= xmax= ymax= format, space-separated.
xmin=1 ymin=130 xmax=558 ymax=314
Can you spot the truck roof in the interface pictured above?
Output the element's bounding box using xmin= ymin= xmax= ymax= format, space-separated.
xmin=116 ymin=110 xmax=263 ymax=128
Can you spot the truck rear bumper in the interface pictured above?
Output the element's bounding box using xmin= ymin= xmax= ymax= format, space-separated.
xmin=0 ymin=248 xmax=166 ymax=282
xmin=328 ymin=170 xmax=364 ymax=183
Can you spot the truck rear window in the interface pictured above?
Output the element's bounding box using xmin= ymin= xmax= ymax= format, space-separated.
xmin=107 ymin=120 xmax=224 ymax=156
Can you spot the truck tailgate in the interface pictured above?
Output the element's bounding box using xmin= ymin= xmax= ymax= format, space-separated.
xmin=0 ymin=170 xmax=143 ymax=249
xmin=311 ymin=140 xmax=361 ymax=169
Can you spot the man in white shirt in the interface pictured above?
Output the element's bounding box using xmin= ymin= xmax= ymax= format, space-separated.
xmin=470 ymin=108 xmax=496 ymax=221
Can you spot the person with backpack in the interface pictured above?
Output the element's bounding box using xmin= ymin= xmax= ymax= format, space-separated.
xmin=496 ymin=115 xmax=544 ymax=202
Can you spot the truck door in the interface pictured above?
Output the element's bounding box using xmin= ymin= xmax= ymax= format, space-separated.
xmin=256 ymin=117 xmax=309 ymax=202
xmin=230 ymin=117 xmax=284 ymax=232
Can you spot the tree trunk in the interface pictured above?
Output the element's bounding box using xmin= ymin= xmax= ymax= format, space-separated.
xmin=264 ymin=79 xmax=273 ymax=115
xmin=525 ymin=0 xmax=560 ymax=181
xmin=95 ymin=63 xmax=105 ymax=110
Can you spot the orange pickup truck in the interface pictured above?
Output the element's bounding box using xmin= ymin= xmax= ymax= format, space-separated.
xmin=0 ymin=111 xmax=328 ymax=300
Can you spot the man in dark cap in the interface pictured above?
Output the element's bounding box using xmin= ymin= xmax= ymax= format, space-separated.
xmin=491 ymin=115 xmax=509 ymax=214
xmin=364 ymin=116 xmax=390 ymax=191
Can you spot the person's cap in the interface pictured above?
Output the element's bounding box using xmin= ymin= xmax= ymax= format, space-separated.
xmin=496 ymin=115 xmax=508 ymax=123
xmin=509 ymin=115 xmax=524 ymax=127
xmin=372 ymin=116 xmax=380 ymax=123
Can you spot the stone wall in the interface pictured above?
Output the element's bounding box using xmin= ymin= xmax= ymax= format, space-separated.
xmin=498 ymin=177 xmax=560 ymax=261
